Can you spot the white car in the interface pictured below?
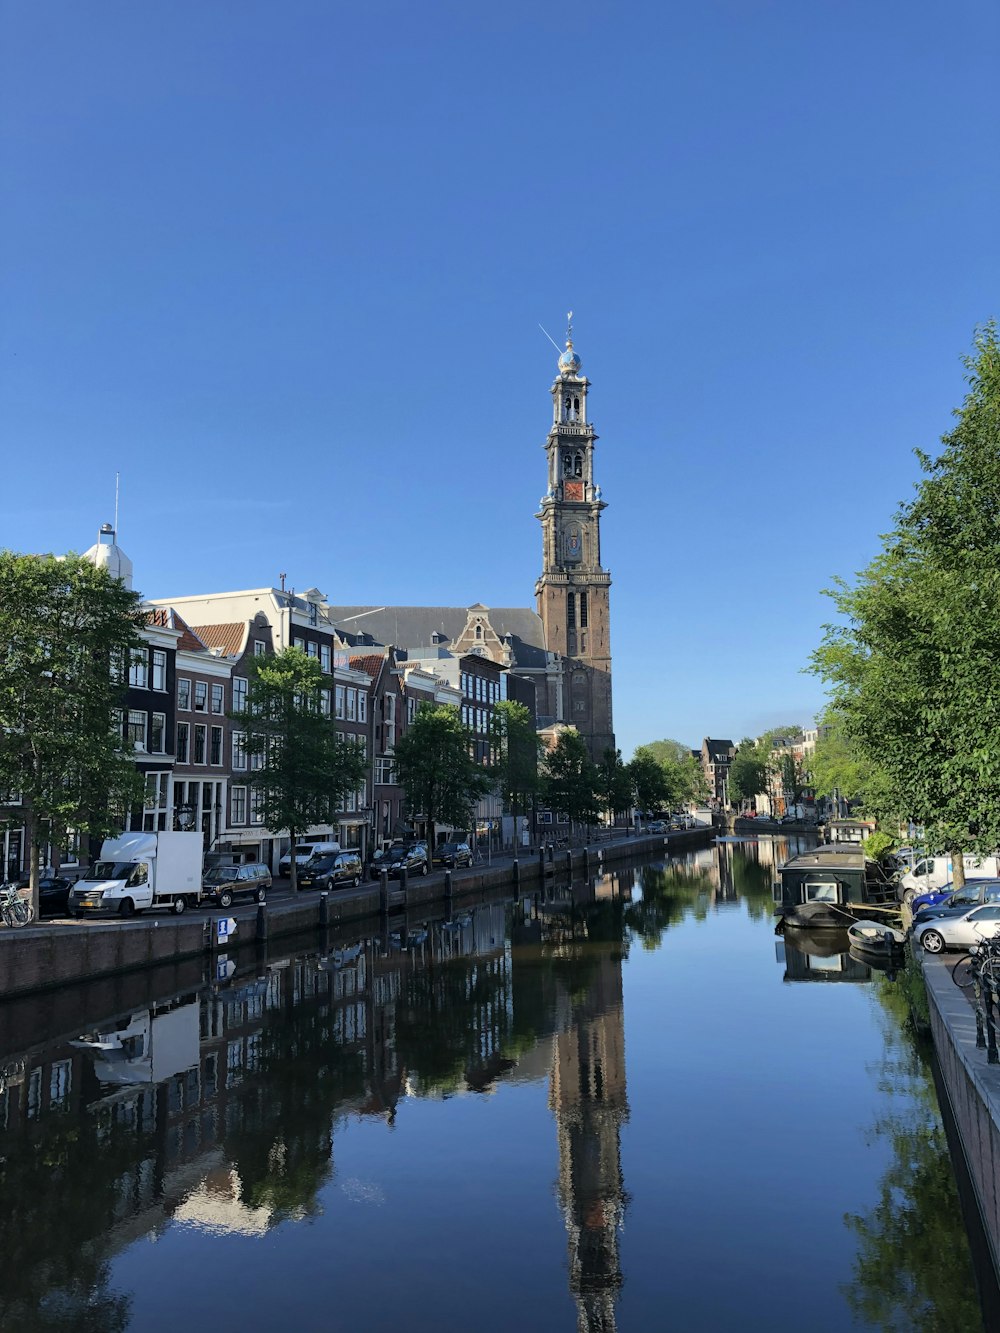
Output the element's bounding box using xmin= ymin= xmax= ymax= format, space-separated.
xmin=914 ymin=902 xmax=1000 ymax=954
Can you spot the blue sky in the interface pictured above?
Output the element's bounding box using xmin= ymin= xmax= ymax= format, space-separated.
xmin=2 ymin=1 xmax=997 ymax=759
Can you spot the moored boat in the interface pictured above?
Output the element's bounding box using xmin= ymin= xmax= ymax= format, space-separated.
xmin=773 ymin=844 xmax=900 ymax=930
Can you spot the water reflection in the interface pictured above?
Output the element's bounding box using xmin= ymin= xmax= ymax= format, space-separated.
xmin=0 ymin=842 xmax=990 ymax=1331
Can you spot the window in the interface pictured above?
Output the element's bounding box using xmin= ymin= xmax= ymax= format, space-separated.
xmin=150 ymin=713 xmax=166 ymax=753
xmin=127 ymin=710 xmax=147 ymax=749
xmin=358 ymin=691 xmax=367 ymax=723
xmin=152 ymin=650 xmax=167 ymax=691
xmin=567 ymin=593 xmax=576 ymax=628
xmin=306 ymin=640 xmax=318 ymax=659
xmin=194 ymin=725 xmax=207 ymax=765
xmin=129 ymin=648 xmax=149 ymax=689
xmin=254 ymin=640 xmax=266 ymax=657
xmin=194 ymin=681 xmax=207 ymax=712
xmin=320 ymin=689 xmax=331 ymax=717
xmin=335 ymin=685 xmax=345 ymax=719
xmin=375 ymin=757 xmax=395 ymax=785
xmin=293 ymin=637 xmax=306 ymax=652
xmin=143 ymin=772 xmax=169 ymax=830
xmin=805 ymin=881 xmax=838 ymax=903
xmin=49 ymin=1059 xmax=72 ymax=1110
xmin=233 ymin=676 xmax=247 ymax=714
xmin=346 ymin=688 xmax=357 ymax=721
xmin=210 ymin=726 xmax=223 ymax=766
xmin=230 ymin=786 xmax=247 ymax=825
xmin=177 ymin=677 xmax=191 ymax=711
xmin=176 ymin=722 xmax=189 ymax=764
xmin=250 ymin=789 xmax=265 ymax=824
xmin=233 ymin=731 xmax=247 ymax=770
xmin=320 ymin=644 xmax=331 ymax=672
xmin=580 ymin=592 xmax=589 ymax=628
xmin=211 ymin=683 xmax=224 ymax=714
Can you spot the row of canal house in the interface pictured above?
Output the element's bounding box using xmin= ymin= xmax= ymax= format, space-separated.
xmin=0 ymin=526 xmax=537 ymax=881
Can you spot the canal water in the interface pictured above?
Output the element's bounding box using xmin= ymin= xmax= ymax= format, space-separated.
xmin=0 ymin=838 xmax=990 ymax=1332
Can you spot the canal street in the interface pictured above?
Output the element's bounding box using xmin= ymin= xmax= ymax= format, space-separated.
xmin=0 ymin=838 xmax=989 ymax=1332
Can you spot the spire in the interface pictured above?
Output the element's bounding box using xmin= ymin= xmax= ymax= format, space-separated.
xmin=558 ymin=309 xmax=582 ymax=377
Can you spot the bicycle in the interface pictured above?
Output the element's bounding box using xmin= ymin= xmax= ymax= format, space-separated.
xmin=952 ymin=933 xmax=1000 ymax=990
xmin=0 ymin=883 xmax=34 ymax=928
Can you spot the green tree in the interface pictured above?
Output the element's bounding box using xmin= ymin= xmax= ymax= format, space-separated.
xmin=808 ymin=709 xmax=877 ymax=805
xmin=596 ymin=748 xmax=634 ymax=823
xmin=628 ymin=747 xmax=671 ymax=814
xmin=633 ymin=738 xmax=709 ymax=805
xmin=810 ymin=324 xmax=1000 ymax=888
xmin=489 ymin=700 xmax=540 ymax=833
xmin=229 ymin=647 xmax=367 ymax=891
xmin=541 ymin=728 xmax=600 ymax=833
xmin=727 ymin=737 xmax=768 ymax=809
xmin=0 ymin=551 xmax=147 ymax=915
xmin=393 ymin=703 xmax=492 ymax=856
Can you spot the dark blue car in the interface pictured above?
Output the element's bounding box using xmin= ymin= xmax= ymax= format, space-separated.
xmin=911 ymin=878 xmax=1000 ymax=926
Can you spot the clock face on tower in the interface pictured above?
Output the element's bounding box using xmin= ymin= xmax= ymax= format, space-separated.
xmin=564 ymin=481 xmax=584 ymax=502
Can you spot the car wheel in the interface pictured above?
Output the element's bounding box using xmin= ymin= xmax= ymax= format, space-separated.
xmin=257 ymin=887 xmax=266 ymax=903
xmin=119 ymin=898 xmax=135 ymax=917
xmin=421 ymin=863 xmax=428 ymax=876
xmin=220 ymin=890 xmax=234 ymax=909
xmin=903 ymin=888 xmax=917 ymax=907
xmin=173 ymin=896 xmax=187 ymax=915
xmin=353 ymin=875 xmax=360 ymax=887
xmin=921 ymin=929 xmax=945 ymax=954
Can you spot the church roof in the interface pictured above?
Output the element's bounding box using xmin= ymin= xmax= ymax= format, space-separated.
xmin=327 ymin=606 xmax=549 ymax=670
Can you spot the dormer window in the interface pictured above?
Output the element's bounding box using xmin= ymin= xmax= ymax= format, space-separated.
xmin=475 ymin=624 xmax=482 ymax=640
xmin=308 ymin=602 xmax=318 ymax=626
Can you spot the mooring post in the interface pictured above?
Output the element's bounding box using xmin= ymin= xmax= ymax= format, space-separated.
xmin=400 ymin=867 xmax=408 ymax=903
xmin=565 ymin=849 xmax=573 ymax=876
xmin=380 ymin=870 xmax=389 ymax=917
xmin=583 ymin=848 xmax=590 ymax=875
xmin=256 ymin=903 xmax=268 ymax=944
xmin=512 ymin=858 xmax=520 ymax=888
xmin=538 ymin=847 xmax=546 ymax=877
xmin=319 ymin=891 xmax=330 ymax=928
xmin=987 ymin=981 xmax=998 ymax=1064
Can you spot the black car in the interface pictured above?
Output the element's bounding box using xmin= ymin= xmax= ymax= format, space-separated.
xmin=38 ymin=875 xmax=75 ymax=915
xmin=434 ymin=841 xmax=472 ymax=869
xmin=299 ymin=851 xmax=364 ymax=890
xmin=374 ymin=845 xmax=429 ymax=880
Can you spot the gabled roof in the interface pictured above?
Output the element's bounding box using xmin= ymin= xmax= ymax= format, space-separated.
xmin=192 ymin=622 xmax=247 ymax=658
xmin=327 ymin=606 xmax=549 ymax=670
xmin=703 ymin=737 xmax=735 ymax=762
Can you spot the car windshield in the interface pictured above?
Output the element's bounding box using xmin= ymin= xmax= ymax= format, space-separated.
xmin=92 ymin=861 xmax=137 ymax=879
xmin=309 ymin=856 xmax=337 ymax=871
xmin=385 ymin=849 xmax=407 ymax=862
xmin=206 ymin=867 xmax=239 ymax=883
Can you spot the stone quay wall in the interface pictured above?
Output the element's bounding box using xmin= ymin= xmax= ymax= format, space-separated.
xmin=0 ymin=826 xmax=712 ymax=1002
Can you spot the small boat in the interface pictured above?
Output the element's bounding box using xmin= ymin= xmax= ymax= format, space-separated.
xmin=773 ymin=844 xmax=900 ymax=929
xmin=846 ymin=919 xmax=906 ymax=959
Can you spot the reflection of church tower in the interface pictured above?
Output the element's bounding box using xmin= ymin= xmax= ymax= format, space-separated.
xmin=550 ymin=948 xmax=629 ymax=1333
xmin=535 ymin=317 xmax=614 ymax=758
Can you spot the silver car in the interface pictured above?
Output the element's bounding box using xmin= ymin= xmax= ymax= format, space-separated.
xmin=914 ymin=902 xmax=1000 ymax=954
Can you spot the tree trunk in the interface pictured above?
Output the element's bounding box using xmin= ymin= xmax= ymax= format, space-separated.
xmin=951 ymin=853 xmax=966 ymax=890
xmin=290 ymin=832 xmax=299 ymax=893
xmin=428 ymin=819 xmax=435 ymax=868
xmin=27 ymin=806 xmax=40 ymax=922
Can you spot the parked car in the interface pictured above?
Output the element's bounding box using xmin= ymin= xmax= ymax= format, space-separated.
xmin=375 ymin=844 xmax=429 ymax=880
xmin=434 ymin=841 xmax=473 ymax=868
xmin=911 ymin=879 xmax=1000 ymax=924
xmin=914 ymin=903 xmax=1000 ymax=954
xmin=645 ymin=821 xmax=668 ymax=834
xmin=298 ymin=851 xmax=363 ymax=890
xmin=201 ymin=862 xmax=272 ymax=908
xmin=278 ymin=842 xmax=340 ymax=876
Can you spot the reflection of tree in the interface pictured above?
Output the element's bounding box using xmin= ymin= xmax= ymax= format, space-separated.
xmin=625 ymin=866 xmax=713 ymax=950
xmin=0 ymin=1115 xmax=132 ymax=1331
xmin=223 ymin=996 xmax=366 ymax=1221
xmin=843 ymin=974 xmax=984 ymax=1332
xmin=730 ymin=849 xmax=775 ymax=921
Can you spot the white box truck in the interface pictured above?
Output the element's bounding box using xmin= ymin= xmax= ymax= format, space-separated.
xmin=68 ymin=831 xmax=204 ymax=917
xmin=899 ymin=853 xmax=1000 ymax=904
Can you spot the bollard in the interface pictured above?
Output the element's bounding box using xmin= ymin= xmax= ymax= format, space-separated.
xmin=319 ymin=891 xmax=330 ymax=928
xmin=539 ymin=848 xmax=546 ymax=876
xmin=565 ymin=849 xmax=573 ymax=875
xmin=380 ymin=870 xmax=390 ymax=916
xmin=445 ymin=869 xmax=453 ymax=900
xmin=977 ymin=991 xmax=987 ymax=1048
xmin=583 ymin=848 xmax=590 ymax=875
xmin=987 ymin=982 xmax=998 ymax=1064
xmin=547 ymin=842 xmax=555 ymax=865
xmin=400 ymin=867 xmax=408 ymax=902
xmin=256 ymin=902 xmax=268 ymax=944
xmin=512 ymin=858 xmax=520 ymax=888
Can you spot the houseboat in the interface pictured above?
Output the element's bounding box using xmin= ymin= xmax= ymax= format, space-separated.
xmin=773 ymin=843 xmax=899 ymax=929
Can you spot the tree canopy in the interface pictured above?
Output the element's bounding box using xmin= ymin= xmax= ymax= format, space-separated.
xmin=393 ymin=704 xmax=492 ymax=853
xmin=810 ymin=323 xmax=1000 ymax=884
xmin=727 ymin=737 xmax=769 ymax=808
xmin=0 ymin=551 xmax=148 ymax=911
xmin=229 ymin=647 xmax=367 ymax=890
xmin=541 ymin=729 xmax=600 ymax=828
xmin=630 ymin=739 xmax=707 ymax=809
xmin=488 ymin=700 xmax=540 ymax=821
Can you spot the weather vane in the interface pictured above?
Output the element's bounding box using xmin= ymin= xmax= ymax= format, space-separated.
xmin=566 ymin=311 xmax=573 ymax=343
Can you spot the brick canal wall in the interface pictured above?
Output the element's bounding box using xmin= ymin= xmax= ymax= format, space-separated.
xmin=0 ymin=826 xmax=712 ymax=1001
xmin=924 ymin=956 xmax=1000 ymax=1284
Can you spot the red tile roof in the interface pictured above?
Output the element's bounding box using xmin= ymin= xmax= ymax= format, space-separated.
xmin=146 ymin=608 xmax=170 ymax=628
xmin=172 ymin=612 xmax=210 ymax=654
xmin=349 ymin=654 xmax=387 ymax=682
xmin=192 ymin=622 xmax=247 ymax=658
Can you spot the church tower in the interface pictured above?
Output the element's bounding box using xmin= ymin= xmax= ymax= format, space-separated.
xmin=535 ymin=318 xmax=614 ymax=758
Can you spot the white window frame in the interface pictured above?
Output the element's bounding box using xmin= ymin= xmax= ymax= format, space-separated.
xmin=194 ymin=724 xmax=207 ymax=765
xmin=129 ymin=648 xmax=149 ymax=689
xmin=210 ymin=726 xmax=224 ymax=767
xmin=233 ymin=676 xmax=248 ymax=714
xmin=335 ymin=685 xmax=345 ymax=719
xmin=127 ymin=709 xmax=148 ymax=749
xmin=254 ymin=640 xmax=266 ymax=657
xmin=210 ymin=683 xmax=224 ymax=714
xmin=177 ymin=677 xmax=191 ymax=711
xmin=358 ymin=690 xmax=368 ymax=723
xmin=194 ymin=681 xmax=207 ymax=712
xmin=176 ymin=721 xmax=190 ymax=764
xmin=346 ymin=688 xmax=357 ymax=721
xmin=233 ymin=731 xmax=247 ymax=771
xmin=320 ymin=644 xmax=331 ymax=672
xmin=230 ymin=785 xmax=247 ymax=826
xmin=150 ymin=712 xmax=166 ymax=754
xmin=151 ymin=649 xmax=167 ymax=692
